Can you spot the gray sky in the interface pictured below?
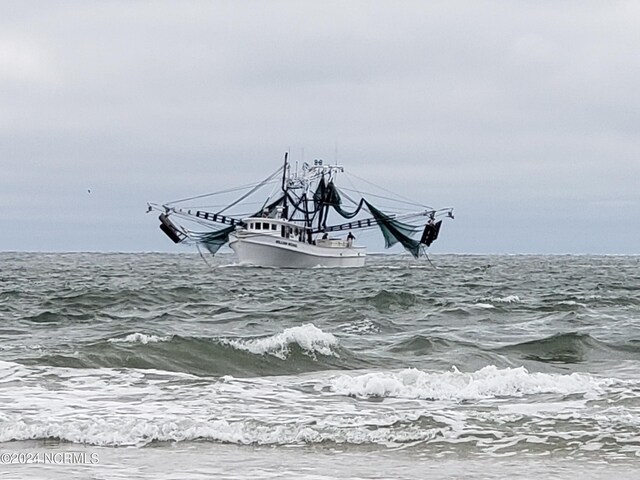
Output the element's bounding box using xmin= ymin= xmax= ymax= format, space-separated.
xmin=1 ymin=1 xmax=638 ymax=253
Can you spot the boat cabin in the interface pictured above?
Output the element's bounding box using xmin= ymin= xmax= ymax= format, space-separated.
xmin=242 ymin=217 xmax=310 ymax=242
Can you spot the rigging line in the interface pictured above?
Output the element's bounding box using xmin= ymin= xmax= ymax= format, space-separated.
xmin=339 ymin=186 xmax=432 ymax=209
xmin=185 ymin=201 xmax=266 ymax=210
xmin=260 ymin=179 xmax=282 ymax=212
xmin=338 ymin=189 xmax=371 ymax=216
xmin=372 ymin=205 xmax=420 ymax=213
xmin=335 ymin=186 xmax=428 ymax=222
xmin=346 ymin=170 xmax=426 ymax=206
xmin=167 ymin=181 xmax=268 ymax=205
xmin=196 ymin=243 xmax=214 ymax=268
xmin=217 ymin=166 xmax=284 ymax=215
xmin=341 ymin=173 xmax=369 ymax=208
xmin=166 ymin=167 xmax=282 ymax=205
xmin=285 ymin=192 xmax=320 ymax=217
xmin=332 ymin=179 xmax=366 ymax=209
xmin=423 ymin=248 xmax=438 ymax=269
xmin=338 ymin=188 xmax=416 ymax=214
xmin=345 ymin=171 xmax=431 ymax=208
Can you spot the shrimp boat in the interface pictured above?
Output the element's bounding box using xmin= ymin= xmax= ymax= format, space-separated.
xmin=147 ymin=153 xmax=453 ymax=267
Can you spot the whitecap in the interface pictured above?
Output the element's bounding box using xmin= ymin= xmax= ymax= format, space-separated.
xmin=492 ymin=295 xmax=521 ymax=304
xmin=473 ymin=303 xmax=496 ymax=309
xmin=225 ymin=323 xmax=338 ymax=359
xmin=558 ymin=300 xmax=587 ymax=308
xmin=340 ymin=319 xmax=380 ymax=335
xmin=326 ymin=366 xmax=604 ymax=401
xmin=107 ymin=333 xmax=170 ymax=344
xmin=0 ymin=417 xmax=441 ymax=447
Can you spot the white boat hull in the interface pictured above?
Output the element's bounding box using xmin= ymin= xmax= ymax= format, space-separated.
xmin=228 ymin=233 xmax=366 ymax=268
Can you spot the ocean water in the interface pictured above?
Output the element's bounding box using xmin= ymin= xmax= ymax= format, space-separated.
xmin=1 ymin=252 xmax=639 ymax=479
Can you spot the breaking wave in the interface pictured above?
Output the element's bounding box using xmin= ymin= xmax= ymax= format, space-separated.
xmin=19 ymin=329 xmax=640 ymax=377
xmin=0 ymin=418 xmax=444 ymax=447
xmin=482 ymin=295 xmax=522 ymax=304
xmin=326 ymin=365 xmax=605 ymax=400
xmin=1 ymin=362 xmax=635 ymax=454
xmin=22 ymin=325 xmax=355 ymax=377
xmin=224 ymin=323 xmax=338 ymax=359
xmin=108 ymin=333 xmax=170 ymax=344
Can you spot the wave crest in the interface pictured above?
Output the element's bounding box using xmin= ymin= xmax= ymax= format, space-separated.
xmin=225 ymin=324 xmax=338 ymax=359
xmin=0 ymin=417 xmax=441 ymax=447
xmin=486 ymin=295 xmax=521 ymax=304
xmin=107 ymin=333 xmax=171 ymax=344
xmin=364 ymin=290 xmax=418 ymax=310
xmin=498 ymin=332 xmax=606 ymax=364
xmin=327 ymin=366 xmax=603 ymax=400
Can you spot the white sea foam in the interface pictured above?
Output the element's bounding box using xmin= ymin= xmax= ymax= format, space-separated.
xmin=473 ymin=303 xmax=496 ymax=309
xmin=0 ymin=417 xmax=442 ymax=447
xmin=497 ymin=295 xmax=521 ymax=303
xmin=326 ymin=366 xmax=604 ymax=401
xmin=339 ymin=318 xmax=380 ymax=335
xmin=0 ymin=344 xmax=43 ymax=352
xmin=1 ymin=362 xmax=638 ymax=453
xmin=491 ymin=295 xmax=522 ymax=304
xmin=0 ymin=360 xmax=28 ymax=382
xmin=559 ymin=300 xmax=587 ymax=308
xmin=107 ymin=333 xmax=170 ymax=344
xmin=226 ymin=323 xmax=338 ymax=359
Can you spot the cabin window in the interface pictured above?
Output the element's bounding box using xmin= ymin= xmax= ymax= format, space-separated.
xmin=249 ymin=223 xmax=254 ymax=229
xmin=262 ymin=222 xmax=269 ymax=230
xmin=255 ymin=223 xmax=261 ymax=230
xmin=271 ymin=224 xmax=277 ymax=231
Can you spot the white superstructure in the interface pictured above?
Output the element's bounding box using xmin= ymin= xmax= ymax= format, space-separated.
xmin=229 ymin=217 xmax=365 ymax=268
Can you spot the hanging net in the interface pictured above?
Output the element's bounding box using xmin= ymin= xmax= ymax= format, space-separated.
xmin=364 ymin=201 xmax=423 ymax=258
xmin=191 ymin=226 xmax=236 ymax=255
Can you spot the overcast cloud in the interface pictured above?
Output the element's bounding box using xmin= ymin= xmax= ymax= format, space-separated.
xmin=1 ymin=1 xmax=638 ymax=253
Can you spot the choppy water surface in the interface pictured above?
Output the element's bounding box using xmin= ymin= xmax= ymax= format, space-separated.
xmin=1 ymin=253 xmax=639 ymax=478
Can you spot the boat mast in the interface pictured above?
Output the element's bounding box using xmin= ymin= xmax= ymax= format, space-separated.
xmin=317 ymin=170 xmax=326 ymax=232
xmin=281 ymin=152 xmax=289 ymax=219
